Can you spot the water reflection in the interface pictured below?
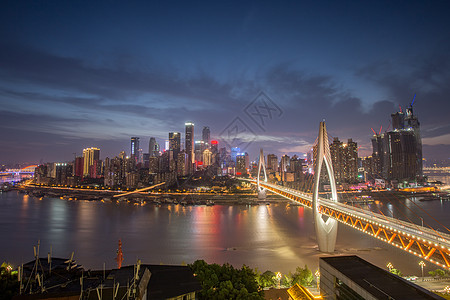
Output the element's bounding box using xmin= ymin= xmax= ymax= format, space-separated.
xmin=2 ymin=192 xmax=450 ymax=276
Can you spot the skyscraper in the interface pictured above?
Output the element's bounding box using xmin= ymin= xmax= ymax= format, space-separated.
xmin=169 ymin=132 xmax=181 ymax=157
xmin=82 ymin=147 xmax=100 ymax=177
xmin=202 ymin=126 xmax=210 ymax=146
xmin=370 ymin=101 xmax=422 ymax=184
xmin=148 ymin=137 xmax=159 ymax=157
xmin=131 ymin=137 xmax=139 ymax=160
xmin=185 ymin=122 xmax=194 ymax=173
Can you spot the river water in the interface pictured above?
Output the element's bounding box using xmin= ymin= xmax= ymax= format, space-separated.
xmin=2 ymin=186 xmax=450 ymax=277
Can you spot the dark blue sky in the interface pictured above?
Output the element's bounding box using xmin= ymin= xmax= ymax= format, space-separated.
xmin=1 ymin=1 xmax=449 ymax=163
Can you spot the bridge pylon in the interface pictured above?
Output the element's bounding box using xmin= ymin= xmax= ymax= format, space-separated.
xmin=257 ymin=149 xmax=268 ymax=200
xmin=313 ymin=121 xmax=338 ymax=252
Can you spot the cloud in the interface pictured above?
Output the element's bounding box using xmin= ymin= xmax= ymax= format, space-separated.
xmin=423 ymin=134 xmax=450 ymax=146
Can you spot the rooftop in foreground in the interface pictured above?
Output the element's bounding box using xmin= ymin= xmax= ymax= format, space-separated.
xmin=320 ymin=255 xmax=444 ymax=300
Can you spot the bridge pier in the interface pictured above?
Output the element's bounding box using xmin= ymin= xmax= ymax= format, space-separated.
xmin=257 ymin=149 xmax=268 ymax=201
xmin=313 ymin=122 xmax=338 ymax=253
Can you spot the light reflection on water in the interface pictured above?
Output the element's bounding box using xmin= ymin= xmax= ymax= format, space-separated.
xmin=1 ymin=191 xmax=450 ymax=276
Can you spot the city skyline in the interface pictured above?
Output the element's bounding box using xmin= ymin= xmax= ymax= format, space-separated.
xmin=1 ymin=1 xmax=450 ymax=163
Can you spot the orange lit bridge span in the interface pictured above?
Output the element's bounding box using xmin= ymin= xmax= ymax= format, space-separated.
xmin=244 ymin=178 xmax=450 ymax=270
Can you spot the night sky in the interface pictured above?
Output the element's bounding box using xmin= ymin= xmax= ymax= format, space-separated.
xmin=1 ymin=1 xmax=449 ymax=164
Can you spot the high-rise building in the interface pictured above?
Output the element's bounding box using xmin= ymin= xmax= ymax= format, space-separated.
xmin=169 ymin=132 xmax=181 ymax=158
xmin=185 ymin=122 xmax=194 ymax=172
xmin=148 ymin=137 xmax=159 ymax=157
xmin=194 ymin=141 xmax=206 ymax=163
xmin=329 ymin=138 xmax=358 ymax=183
xmin=280 ymin=155 xmax=290 ymax=181
xmin=202 ymin=126 xmax=210 ymax=146
xmin=210 ymin=140 xmax=218 ymax=164
xmin=203 ymin=149 xmax=213 ymax=167
xmin=267 ymin=154 xmax=278 ymax=172
xmin=74 ymin=156 xmax=84 ymax=178
xmin=131 ymin=137 xmax=140 ymax=160
xmin=231 ymin=147 xmax=240 ymax=163
xmin=370 ymin=102 xmax=422 ymax=184
xmin=82 ymin=147 xmax=100 ymax=177
xmin=177 ymin=151 xmax=189 ymax=176
xmin=236 ymin=153 xmax=247 ymax=176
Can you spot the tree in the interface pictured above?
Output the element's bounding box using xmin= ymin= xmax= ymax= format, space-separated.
xmin=189 ymin=260 xmax=264 ymax=300
xmin=291 ymin=265 xmax=314 ymax=286
xmin=0 ymin=262 xmax=19 ymax=300
xmin=257 ymin=271 xmax=276 ymax=288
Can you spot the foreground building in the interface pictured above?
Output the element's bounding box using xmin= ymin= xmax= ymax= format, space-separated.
xmin=15 ymin=257 xmax=201 ymax=300
xmin=319 ymin=256 xmax=443 ymax=300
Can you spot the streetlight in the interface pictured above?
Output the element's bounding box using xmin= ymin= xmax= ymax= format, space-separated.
xmin=387 ymin=262 xmax=393 ymax=272
xmin=315 ymin=270 xmax=320 ymax=291
xmin=275 ymin=272 xmax=282 ymax=289
xmin=444 ymin=286 xmax=450 ymax=294
xmin=419 ymin=261 xmax=426 ymax=281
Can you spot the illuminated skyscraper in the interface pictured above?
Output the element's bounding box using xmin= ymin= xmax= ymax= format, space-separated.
xmin=169 ymin=132 xmax=181 ymax=157
xmin=82 ymin=147 xmax=100 ymax=177
xmin=131 ymin=137 xmax=139 ymax=159
xmin=185 ymin=122 xmax=194 ymax=173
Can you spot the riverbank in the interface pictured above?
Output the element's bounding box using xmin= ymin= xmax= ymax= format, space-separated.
xmin=15 ymin=184 xmax=288 ymax=205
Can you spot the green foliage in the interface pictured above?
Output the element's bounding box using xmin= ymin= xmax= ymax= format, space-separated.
xmin=257 ymin=270 xmax=276 ymax=288
xmin=429 ymin=269 xmax=447 ymax=278
xmin=189 ymin=260 xmax=264 ymax=300
xmin=291 ymin=265 xmax=314 ymax=286
xmin=0 ymin=262 xmax=19 ymax=300
xmin=390 ymin=268 xmax=402 ymax=276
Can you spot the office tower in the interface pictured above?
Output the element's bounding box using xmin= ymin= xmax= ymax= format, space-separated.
xmin=74 ymin=156 xmax=84 ymax=177
xmin=404 ymin=104 xmax=422 ymax=178
xmin=210 ymin=140 xmax=218 ymax=165
xmin=177 ymin=151 xmax=189 ymax=176
xmin=345 ymin=139 xmax=358 ymax=182
xmin=131 ymin=137 xmax=140 ymax=160
xmin=280 ymin=155 xmax=290 ymax=181
xmin=202 ymin=126 xmax=210 ymax=146
xmin=169 ymin=132 xmax=181 ymax=158
xmin=236 ymin=153 xmax=247 ymax=175
xmin=185 ymin=122 xmax=194 ymax=173
xmin=194 ymin=141 xmax=206 ymax=163
xmin=371 ymin=102 xmax=422 ymax=184
xmin=148 ymin=137 xmax=159 ymax=157
xmin=82 ymin=147 xmax=100 ymax=177
xmin=267 ymin=154 xmax=278 ymax=172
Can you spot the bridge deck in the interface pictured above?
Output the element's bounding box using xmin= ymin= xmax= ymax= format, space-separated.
xmin=245 ymin=178 xmax=450 ymax=269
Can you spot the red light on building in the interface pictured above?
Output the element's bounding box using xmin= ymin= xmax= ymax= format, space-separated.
xmin=236 ymin=172 xmax=242 ymax=175
xmin=211 ymin=140 xmax=218 ymax=145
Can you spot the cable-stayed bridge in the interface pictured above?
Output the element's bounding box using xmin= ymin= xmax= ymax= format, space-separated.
xmin=243 ymin=122 xmax=450 ymax=269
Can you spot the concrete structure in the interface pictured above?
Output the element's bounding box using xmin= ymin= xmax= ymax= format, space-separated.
xmin=320 ymin=256 xmax=444 ymax=300
xmin=312 ymin=122 xmax=338 ymax=253
xmin=257 ymin=148 xmax=267 ymax=200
